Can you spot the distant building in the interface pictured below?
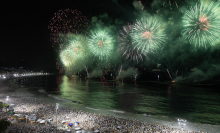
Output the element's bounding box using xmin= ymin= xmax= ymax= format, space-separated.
xmin=19 ymin=67 xmax=23 ymax=74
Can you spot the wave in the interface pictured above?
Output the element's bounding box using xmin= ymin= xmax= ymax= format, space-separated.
xmin=38 ymin=89 xmax=48 ymax=94
xmin=85 ymin=107 xmax=100 ymax=110
xmin=142 ymin=113 xmax=152 ymax=117
xmin=47 ymin=94 xmax=73 ymax=103
xmin=108 ymin=110 xmax=125 ymax=113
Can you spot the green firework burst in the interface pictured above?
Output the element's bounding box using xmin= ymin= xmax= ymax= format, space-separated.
xmin=60 ymin=48 xmax=73 ymax=67
xmin=131 ymin=16 xmax=166 ymax=53
xmin=68 ymin=35 xmax=86 ymax=59
xmin=182 ymin=0 xmax=220 ymax=48
xmin=60 ymin=35 xmax=86 ymax=67
xmin=88 ymin=30 xmax=114 ymax=60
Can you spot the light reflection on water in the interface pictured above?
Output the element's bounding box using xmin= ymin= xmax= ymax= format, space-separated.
xmin=41 ymin=75 xmax=220 ymax=126
xmin=12 ymin=75 xmax=220 ymax=126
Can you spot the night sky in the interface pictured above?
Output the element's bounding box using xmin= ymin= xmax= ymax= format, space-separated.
xmin=1 ymin=0 xmax=153 ymax=70
xmin=2 ymin=0 xmax=220 ymax=83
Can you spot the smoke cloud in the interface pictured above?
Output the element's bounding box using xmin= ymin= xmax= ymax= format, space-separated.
xmin=133 ymin=0 xmax=144 ymax=10
xmin=175 ymin=64 xmax=220 ymax=83
xmin=89 ymin=69 xmax=103 ymax=78
xmin=116 ymin=67 xmax=138 ymax=79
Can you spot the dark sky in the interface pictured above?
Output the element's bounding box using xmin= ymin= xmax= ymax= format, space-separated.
xmin=1 ymin=0 xmax=153 ymax=70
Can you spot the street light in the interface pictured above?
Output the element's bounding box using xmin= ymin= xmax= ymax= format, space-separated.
xmin=56 ymin=103 xmax=59 ymax=133
xmin=178 ymin=118 xmax=187 ymax=133
xmin=6 ymin=96 xmax=9 ymax=103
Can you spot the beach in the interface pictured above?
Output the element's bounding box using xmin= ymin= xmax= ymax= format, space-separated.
xmin=0 ymin=78 xmax=202 ymax=133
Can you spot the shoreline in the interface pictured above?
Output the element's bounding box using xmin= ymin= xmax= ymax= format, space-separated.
xmin=0 ymin=78 xmax=212 ymax=133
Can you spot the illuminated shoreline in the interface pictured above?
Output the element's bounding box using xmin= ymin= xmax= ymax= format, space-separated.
xmin=0 ymin=78 xmax=202 ymax=133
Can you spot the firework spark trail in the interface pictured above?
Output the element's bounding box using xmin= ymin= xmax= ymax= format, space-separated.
xmin=84 ymin=65 xmax=89 ymax=78
xmin=131 ymin=16 xmax=166 ymax=53
xmin=166 ymin=69 xmax=172 ymax=80
xmin=118 ymin=65 xmax=123 ymax=76
xmin=182 ymin=1 xmax=220 ymax=48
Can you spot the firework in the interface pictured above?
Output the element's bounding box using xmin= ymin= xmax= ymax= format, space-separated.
xmin=68 ymin=34 xmax=86 ymax=59
xmin=182 ymin=1 xmax=220 ymax=47
xmin=48 ymin=9 xmax=90 ymax=51
xmin=60 ymin=35 xmax=86 ymax=67
xmin=118 ymin=23 xmax=146 ymax=62
xmin=60 ymin=48 xmax=73 ymax=67
xmin=131 ymin=16 xmax=166 ymax=53
xmin=88 ymin=30 xmax=114 ymax=60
